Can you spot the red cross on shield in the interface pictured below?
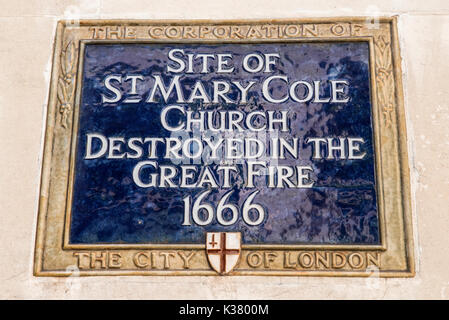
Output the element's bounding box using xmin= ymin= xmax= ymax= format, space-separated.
xmin=206 ymin=232 xmax=241 ymax=275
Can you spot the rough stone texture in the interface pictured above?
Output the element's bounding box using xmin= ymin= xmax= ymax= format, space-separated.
xmin=0 ymin=0 xmax=448 ymax=299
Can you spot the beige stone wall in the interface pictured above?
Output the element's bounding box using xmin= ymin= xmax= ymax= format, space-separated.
xmin=1 ymin=0 xmax=448 ymax=299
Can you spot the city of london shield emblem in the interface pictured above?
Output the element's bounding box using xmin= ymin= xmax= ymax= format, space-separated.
xmin=206 ymin=232 xmax=241 ymax=275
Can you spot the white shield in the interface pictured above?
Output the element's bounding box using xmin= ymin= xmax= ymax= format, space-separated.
xmin=206 ymin=232 xmax=241 ymax=275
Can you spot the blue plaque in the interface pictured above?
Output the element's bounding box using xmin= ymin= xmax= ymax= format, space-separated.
xmin=35 ymin=19 xmax=414 ymax=276
xmin=69 ymin=42 xmax=378 ymax=245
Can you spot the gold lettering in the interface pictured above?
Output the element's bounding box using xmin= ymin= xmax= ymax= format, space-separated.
xmin=332 ymin=252 xmax=347 ymax=269
xmin=330 ymin=24 xmax=346 ymax=36
xmin=151 ymin=252 xmax=157 ymax=268
xmin=134 ymin=251 xmax=151 ymax=268
xmin=230 ymin=26 xmax=244 ymax=39
xmin=166 ymin=26 xmax=181 ymax=39
xmin=199 ymin=26 xmax=212 ymax=38
xmin=178 ymin=251 xmax=196 ymax=269
xmin=106 ymin=26 xmax=122 ymax=39
xmin=350 ymin=23 xmax=363 ymax=36
xmin=89 ymin=27 xmax=105 ymax=39
xmin=261 ymin=25 xmax=278 ymax=38
xmin=298 ymin=252 xmax=314 ymax=268
xmin=73 ymin=252 xmax=90 ymax=269
xmin=348 ymin=253 xmax=364 ymax=269
xmin=124 ymin=26 xmax=137 ymax=39
xmin=264 ymin=252 xmax=278 ymax=268
xmin=159 ymin=252 xmax=175 ymax=269
xmin=183 ymin=26 xmax=198 ymax=38
xmin=367 ymin=252 xmax=381 ymax=267
xmin=90 ymin=251 xmax=107 ymax=269
xmin=284 ymin=252 xmax=296 ymax=268
xmin=303 ymin=24 xmax=318 ymax=36
xmin=316 ymin=252 xmax=331 ymax=269
xmin=247 ymin=252 xmax=263 ymax=268
xmin=108 ymin=252 xmax=122 ymax=268
xmin=284 ymin=24 xmax=301 ymax=38
xmin=246 ymin=26 xmax=263 ymax=39
xmin=213 ymin=26 xmax=228 ymax=38
xmin=148 ymin=27 xmax=164 ymax=39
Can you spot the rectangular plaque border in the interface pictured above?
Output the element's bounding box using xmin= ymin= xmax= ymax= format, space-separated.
xmin=63 ymin=37 xmax=386 ymax=251
xmin=34 ymin=17 xmax=414 ymax=277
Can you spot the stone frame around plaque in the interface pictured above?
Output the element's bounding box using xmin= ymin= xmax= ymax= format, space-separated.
xmin=34 ymin=17 xmax=414 ymax=277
